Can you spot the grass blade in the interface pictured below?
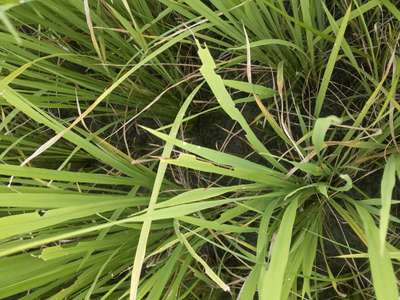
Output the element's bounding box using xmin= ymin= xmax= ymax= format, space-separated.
xmin=312 ymin=115 xmax=342 ymax=155
xmin=129 ymin=85 xmax=201 ymax=300
xmin=380 ymin=154 xmax=398 ymax=253
xmin=314 ymin=5 xmax=351 ymax=117
xmin=259 ymin=198 xmax=298 ymax=300
xmin=357 ymin=205 xmax=398 ymax=300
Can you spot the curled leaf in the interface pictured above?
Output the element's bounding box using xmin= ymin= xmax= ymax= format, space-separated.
xmin=312 ymin=115 xmax=342 ymax=155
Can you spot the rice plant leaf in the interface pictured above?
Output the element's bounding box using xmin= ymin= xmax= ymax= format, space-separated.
xmin=0 ymin=193 xmax=138 ymax=208
xmin=0 ymin=197 xmax=145 ymax=240
xmin=40 ymin=232 xmax=132 ymax=261
xmin=317 ymin=0 xmax=380 ymax=42
xmin=178 ymin=216 xmax=255 ymax=233
xmin=382 ymin=0 xmax=400 ymax=21
xmin=338 ymin=252 xmax=400 ymax=261
xmin=291 ymin=161 xmax=326 ymax=176
xmin=174 ymin=219 xmax=230 ymax=292
xmin=380 ymin=154 xmax=398 ymax=253
xmin=314 ymin=5 xmax=351 ymax=117
xmin=357 ymin=205 xmax=398 ymax=300
xmin=147 ymin=127 xmax=279 ymax=175
xmin=145 ymin=245 xmax=183 ymax=300
xmin=300 ymin=0 xmax=314 ymax=65
xmin=157 ymin=183 xmax=261 ymax=208
xmin=232 ymin=38 xmax=307 ymax=57
xmin=129 ymin=85 xmax=201 ymax=300
xmin=321 ymin=1 xmax=364 ymax=86
xmin=162 ymin=152 xmax=290 ymax=188
xmin=239 ymin=200 xmax=277 ymax=300
xmin=239 ymin=268 xmax=260 ymax=300
xmin=147 ymin=198 xmax=262 ymax=222
xmin=397 ymin=155 xmax=400 ymax=180
xmin=143 ymin=128 xmax=293 ymax=188
xmin=1 ymin=87 xmax=154 ymax=187
xmin=223 ymin=79 xmax=276 ymax=98
xmin=259 ymin=198 xmax=298 ymax=300
xmin=83 ymin=0 xmax=103 ymax=62
xmin=2 ymin=22 xmax=209 ymax=177
xmin=332 ymin=174 xmax=353 ymax=192
xmin=316 ymin=184 xmax=329 ymax=198
xmin=329 ymin=199 xmax=366 ymax=244
xmin=84 ymin=246 xmax=122 ymax=300
xmin=182 ymin=0 xmax=240 ymax=41
xmin=301 ymin=220 xmax=320 ymax=298
xmin=0 ymin=9 xmax=21 ymax=44
xmin=196 ymin=40 xmax=284 ymax=171
xmin=0 ymin=164 xmax=136 ymax=185
xmin=312 ymin=115 xmax=342 ymax=155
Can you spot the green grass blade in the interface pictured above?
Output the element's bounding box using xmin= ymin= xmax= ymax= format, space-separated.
xmin=129 ymin=85 xmax=201 ymax=300
xmin=174 ymin=219 xmax=230 ymax=292
xmin=312 ymin=115 xmax=342 ymax=155
xmin=314 ymin=5 xmax=351 ymax=117
xmin=357 ymin=205 xmax=398 ymax=300
xmin=380 ymin=154 xmax=398 ymax=253
xmin=196 ymin=40 xmax=285 ymax=172
xmin=259 ymin=198 xmax=298 ymax=300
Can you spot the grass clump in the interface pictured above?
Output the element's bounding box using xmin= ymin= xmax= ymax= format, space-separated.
xmin=0 ymin=0 xmax=400 ymax=299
